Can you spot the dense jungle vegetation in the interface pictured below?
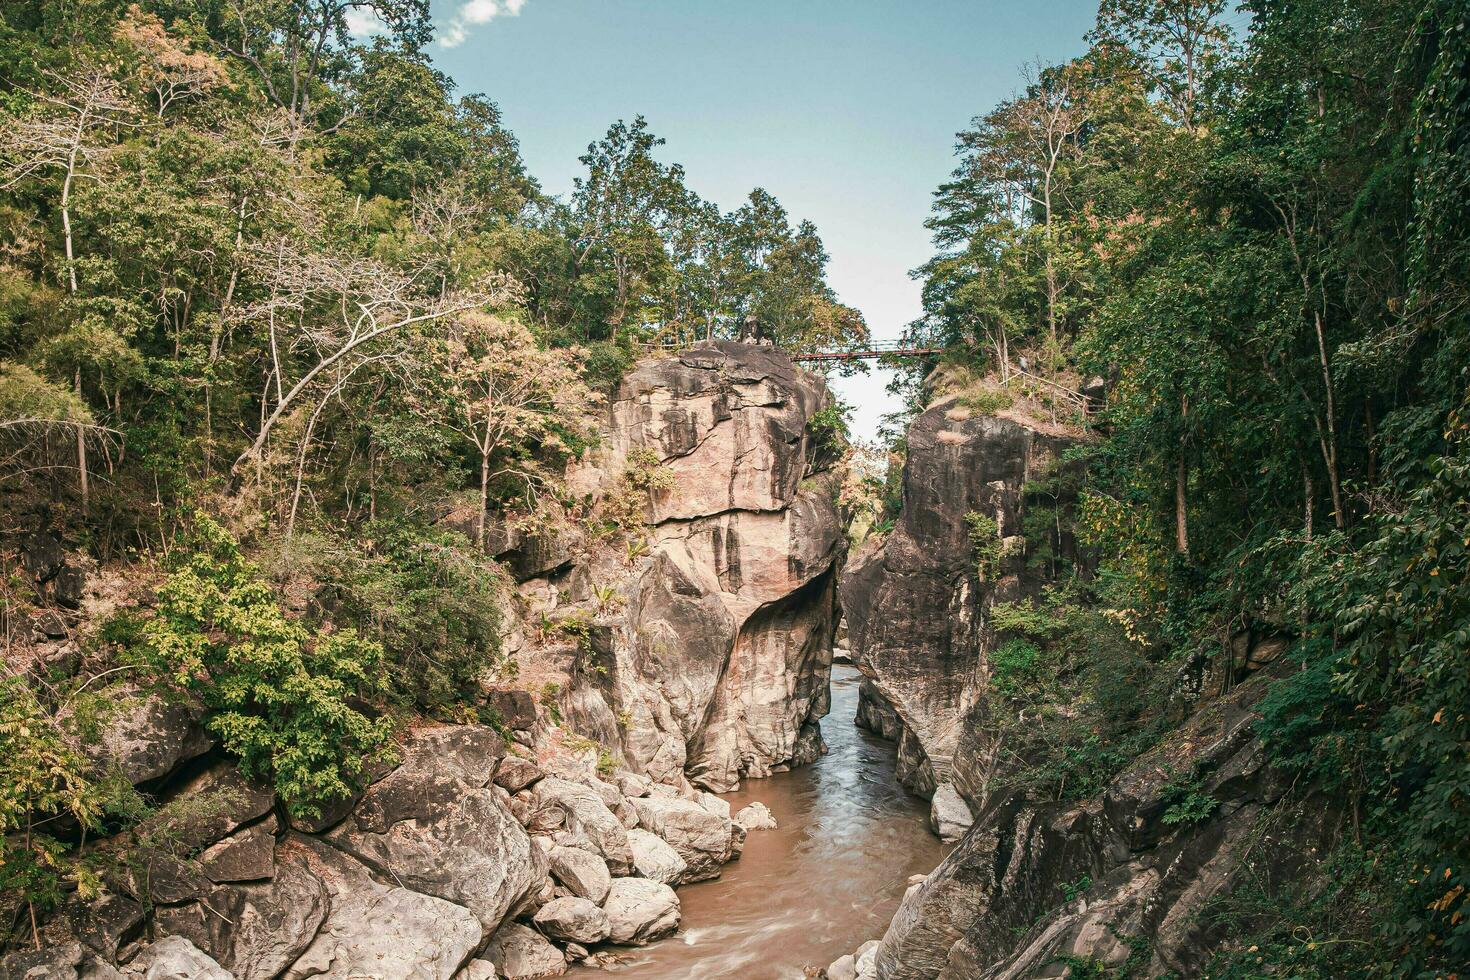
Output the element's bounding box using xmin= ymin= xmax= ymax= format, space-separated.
xmin=0 ymin=0 xmax=868 ymax=948
xmin=896 ymin=0 xmax=1469 ymax=975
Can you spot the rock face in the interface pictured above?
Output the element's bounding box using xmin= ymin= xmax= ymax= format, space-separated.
xmin=326 ymin=725 xmax=542 ymax=930
xmin=280 ymin=837 xmax=482 ymax=980
xmin=841 ymin=399 xmax=1079 ymax=797
xmin=563 ymin=341 xmax=846 ymax=792
xmin=872 ymin=668 xmax=1341 ymax=979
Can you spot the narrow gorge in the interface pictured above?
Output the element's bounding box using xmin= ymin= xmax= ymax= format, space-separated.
xmin=4 ymin=4 xmax=1464 ymax=974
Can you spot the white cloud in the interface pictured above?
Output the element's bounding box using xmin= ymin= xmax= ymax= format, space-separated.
xmin=344 ymin=6 xmax=386 ymax=36
xmin=440 ymin=0 xmax=527 ymax=48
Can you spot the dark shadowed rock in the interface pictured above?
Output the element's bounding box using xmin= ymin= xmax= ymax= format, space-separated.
xmin=0 ymin=943 xmax=122 ymax=980
xmin=70 ymin=685 xmax=215 ymax=786
xmin=155 ymin=856 xmax=327 ymax=980
xmin=874 ymin=670 xmax=1341 ymax=980
xmin=841 ymin=402 xmax=1079 ymax=799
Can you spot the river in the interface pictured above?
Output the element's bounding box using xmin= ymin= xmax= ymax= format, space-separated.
xmin=583 ymin=664 xmax=948 ymax=978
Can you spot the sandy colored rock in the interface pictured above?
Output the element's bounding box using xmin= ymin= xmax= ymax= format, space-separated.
xmin=734 ymin=802 xmax=778 ymax=830
xmin=533 ymin=778 xmax=632 ymax=875
xmin=533 ymin=897 xmax=611 ymax=944
xmin=547 ymin=845 xmax=611 ymax=903
xmin=626 ymin=828 xmax=687 ymax=884
xmin=482 ymin=923 xmax=566 ymax=980
xmin=602 ymin=877 xmax=681 ymax=946
xmin=627 ymin=795 xmax=733 ymax=882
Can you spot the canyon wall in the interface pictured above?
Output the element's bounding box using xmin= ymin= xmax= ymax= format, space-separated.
xmin=839 ymin=394 xmax=1342 ymax=979
xmin=497 ymin=339 xmax=846 ymax=793
xmin=840 ymin=394 xmax=1078 ymax=800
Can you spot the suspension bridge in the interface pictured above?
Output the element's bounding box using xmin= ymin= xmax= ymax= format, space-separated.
xmin=787 ymin=338 xmax=947 ymax=362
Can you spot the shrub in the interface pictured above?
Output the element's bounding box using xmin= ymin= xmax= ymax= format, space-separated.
xmin=136 ymin=516 xmax=396 ymax=820
xmin=302 ymin=521 xmax=512 ymax=716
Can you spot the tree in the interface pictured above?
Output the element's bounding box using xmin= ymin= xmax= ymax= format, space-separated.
xmin=424 ymin=312 xmax=594 ymax=548
xmin=0 ymin=66 xmax=134 ymax=510
xmin=1090 ymin=0 xmax=1234 ymax=129
xmin=229 ymin=239 xmax=520 ymax=477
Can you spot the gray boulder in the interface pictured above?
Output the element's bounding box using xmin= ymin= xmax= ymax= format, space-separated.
xmin=929 ymin=783 xmax=973 ymax=842
xmin=546 ymin=845 xmax=611 ymax=903
xmin=532 ymin=897 xmax=611 ymax=944
xmin=602 ymin=877 xmax=680 ymax=946
xmin=280 ymin=837 xmax=481 ymax=980
xmin=627 ymin=795 xmax=733 ymax=882
xmin=532 ymin=778 xmax=632 ymax=875
xmin=626 ymin=828 xmax=686 ymax=885
xmin=327 ymin=725 xmax=541 ymax=930
xmin=482 ymin=923 xmax=566 ymax=979
xmin=121 ymin=937 xmax=232 ymax=980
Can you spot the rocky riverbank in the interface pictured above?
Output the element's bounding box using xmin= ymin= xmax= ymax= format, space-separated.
xmin=1 ymin=340 xmax=845 ymax=980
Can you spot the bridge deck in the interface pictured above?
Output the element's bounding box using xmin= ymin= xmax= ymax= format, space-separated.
xmin=789 ymin=346 xmax=946 ymax=361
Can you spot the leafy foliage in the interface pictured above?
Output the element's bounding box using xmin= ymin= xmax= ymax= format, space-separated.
xmin=135 ymin=516 xmax=396 ymax=819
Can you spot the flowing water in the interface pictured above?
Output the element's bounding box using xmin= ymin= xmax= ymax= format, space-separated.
xmin=584 ymin=665 xmax=949 ymax=979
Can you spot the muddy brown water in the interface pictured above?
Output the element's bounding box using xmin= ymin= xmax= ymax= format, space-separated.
xmin=581 ymin=665 xmax=949 ymax=979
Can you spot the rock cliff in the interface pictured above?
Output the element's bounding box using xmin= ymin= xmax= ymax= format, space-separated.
xmin=506 ymin=340 xmax=846 ymax=793
xmin=837 ymin=392 xmax=1342 ymax=979
xmin=841 ymin=394 xmax=1078 ymax=799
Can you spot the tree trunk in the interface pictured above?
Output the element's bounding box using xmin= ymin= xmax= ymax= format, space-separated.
xmin=74 ymin=368 xmax=88 ymax=513
xmin=1313 ymin=310 xmax=1345 ymax=529
xmin=1175 ymin=454 xmax=1189 ymax=556
xmin=478 ymin=440 xmax=491 ymax=551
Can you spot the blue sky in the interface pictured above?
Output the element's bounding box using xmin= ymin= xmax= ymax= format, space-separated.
xmin=419 ymin=0 xmax=1100 ymax=440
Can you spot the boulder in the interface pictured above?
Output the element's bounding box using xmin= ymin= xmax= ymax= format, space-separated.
xmin=36 ymin=895 xmax=144 ymax=962
xmin=493 ymin=756 xmax=543 ymax=794
xmin=198 ymin=820 xmax=276 ymax=883
xmin=532 ymin=897 xmax=611 ymax=944
xmin=280 ymin=837 xmax=481 ymax=980
xmin=121 ymin=937 xmax=231 ymax=979
xmin=483 ymin=690 xmax=538 ymax=732
xmin=929 ymin=783 xmax=973 ymax=842
xmin=734 ymin=802 xmax=778 ymax=831
xmin=154 ymin=858 xmax=327 ymax=980
xmin=825 ymin=953 xmax=856 ymax=980
xmin=454 ymin=962 xmax=498 ymax=980
xmin=547 ymin=845 xmax=611 ymax=903
xmin=74 ymin=685 xmax=215 ymax=786
xmin=326 ymin=725 xmax=541 ymax=930
xmin=482 ymin=923 xmax=566 ymax=980
xmin=602 ymin=878 xmax=680 ymax=946
xmin=0 ymin=943 xmax=123 ymax=980
xmin=533 ymin=778 xmax=632 ymax=875
xmin=626 ymin=828 xmax=687 ymax=885
xmin=626 ymin=795 xmax=733 ymax=882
